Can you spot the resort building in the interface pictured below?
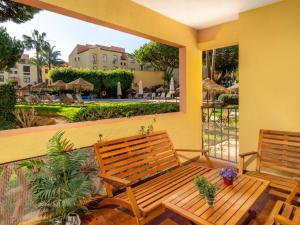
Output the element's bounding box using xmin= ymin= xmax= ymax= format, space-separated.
xmin=68 ymin=44 xmax=148 ymax=71
xmin=0 ymin=54 xmax=48 ymax=87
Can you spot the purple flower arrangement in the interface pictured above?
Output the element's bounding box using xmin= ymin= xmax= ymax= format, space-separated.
xmin=219 ymin=168 xmax=237 ymax=181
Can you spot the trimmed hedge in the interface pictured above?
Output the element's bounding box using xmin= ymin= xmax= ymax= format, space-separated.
xmin=218 ymin=94 xmax=239 ymax=106
xmin=49 ymin=68 xmax=134 ymax=97
xmin=72 ymin=102 xmax=179 ymax=122
xmin=0 ymin=83 xmax=16 ymax=130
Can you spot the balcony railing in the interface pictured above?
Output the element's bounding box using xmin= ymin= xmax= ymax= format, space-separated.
xmin=202 ymin=106 xmax=239 ymax=163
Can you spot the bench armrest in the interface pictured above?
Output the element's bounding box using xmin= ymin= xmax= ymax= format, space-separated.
xmin=175 ymin=149 xmax=213 ymax=168
xmin=100 ymin=174 xmax=132 ymax=187
xmin=239 ymin=151 xmax=257 ymax=158
xmin=274 ymin=215 xmax=300 ymax=225
xmin=238 ymin=151 xmax=257 ymax=175
xmin=175 ymin=149 xmax=209 ymax=153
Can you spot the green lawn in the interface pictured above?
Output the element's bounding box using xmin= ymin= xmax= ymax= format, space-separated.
xmin=16 ymin=104 xmax=82 ymax=120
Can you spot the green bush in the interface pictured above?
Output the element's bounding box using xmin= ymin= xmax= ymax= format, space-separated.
xmin=72 ymin=102 xmax=179 ymax=122
xmin=49 ymin=67 xmax=134 ymax=97
xmin=102 ymin=70 xmax=134 ymax=97
xmin=218 ymin=94 xmax=239 ymax=106
xmin=0 ymin=83 xmax=16 ymax=130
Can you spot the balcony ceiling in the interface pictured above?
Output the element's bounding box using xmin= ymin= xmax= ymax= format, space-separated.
xmin=132 ymin=0 xmax=281 ymax=29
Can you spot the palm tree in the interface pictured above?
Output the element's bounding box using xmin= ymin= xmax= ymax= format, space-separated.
xmin=23 ymin=30 xmax=47 ymax=83
xmin=42 ymin=43 xmax=63 ymax=70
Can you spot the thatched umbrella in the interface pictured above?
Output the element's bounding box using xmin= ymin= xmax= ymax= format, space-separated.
xmin=138 ymin=80 xmax=143 ymax=95
xmin=202 ymin=78 xmax=229 ymax=103
xmin=169 ymin=77 xmax=175 ymax=96
xmin=31 ymin=82 xmax=50 ymax=92
xmin=117 ymin=81 xmax=122 ymax=98
xmin=227 ymin=83 xmax=239 ymax=94
xmin=156 ymin=86 xmax=164 ymax=93
xmin=203 ymin=78 xmax=229 ymax=93
xmin=50 ymin=80 xmax=66 ymax=90
xmin=66 ymin=78 xmax=94 ymax=93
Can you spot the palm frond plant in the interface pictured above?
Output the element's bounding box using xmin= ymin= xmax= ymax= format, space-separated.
xmin=25 ymin=131 xmax=96 ymax=224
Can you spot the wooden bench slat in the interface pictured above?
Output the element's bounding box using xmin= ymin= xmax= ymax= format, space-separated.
xmin=103 ymin=143 xmax=173 ymax=170
xmin=138 ymin=167 xmax=210 ymax=208
xmin=132 ymin=165 xmax=204 ymax=197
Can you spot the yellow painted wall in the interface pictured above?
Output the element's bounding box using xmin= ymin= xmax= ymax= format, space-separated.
xmin=239 ymin=0 xmax=300 ymax=170
xmin=133 ymin=70 xmax=164 ymax=88
xmin=0 ymin=0 xmax=202 ymax=164
xmin=198 ymin=20 xmax=239 ymax=50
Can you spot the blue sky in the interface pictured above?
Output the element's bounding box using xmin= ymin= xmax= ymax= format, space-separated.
xmin=2 ymin=10 xmax=149 ymax=61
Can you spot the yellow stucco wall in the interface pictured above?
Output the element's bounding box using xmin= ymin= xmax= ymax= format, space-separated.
xmin=239 ymin=0 xmax=300 ymax=170
xmin=197 ymin=20 xmax=239 ymax=50
xmin=0 ymin=0 xmax=202 ymax=164
xmin=133 ymin=71 xmax=164 ymax=88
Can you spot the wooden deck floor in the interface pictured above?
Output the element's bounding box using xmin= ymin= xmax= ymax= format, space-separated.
xmin=81 ymin=159 xmax=282 ymax=225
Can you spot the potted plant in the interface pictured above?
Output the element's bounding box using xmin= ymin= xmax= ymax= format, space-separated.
xmin=203 ymin=182 xmax=218 ymax=207
xmin=195 ymin=176 xmax=208 ymax=196
xmin=219 ymin=168 xmax=237 ymax=185
xmin=20 ymin=131 xmax=96 ymax=225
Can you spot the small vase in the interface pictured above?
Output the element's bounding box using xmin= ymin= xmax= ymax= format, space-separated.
xmin=223 ymin=177 xmax=233 ymax=186
xmin=205 ymin=197 xmax=215 ymax=207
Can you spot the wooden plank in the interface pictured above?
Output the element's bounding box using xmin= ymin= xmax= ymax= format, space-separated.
xmin=292 ymin=206 xmax=300 ymax=223
xmin=222 ymin=180 xmax=268 ymax=225
xmin=260 ymin=161 xmax=300 ymax=175
xmin=164 ymin=202 xmax=214 ymax=225
xmin=206 ymin=178 xmax=258 ymax=222
xmin=133 ymin=165 xmax=206 ymax=198
xmin=107 ymin=151 xmax=175 ymax=176
xmin=138 ymin=167 xmax=210 ymax=208
xmin=212 ymin=180 xmax=261 ymax=224
xmin=170 ymin=170 xmax=219 ymax=206
xmin=194 ymin=176 xmax=253 ymax=217
xmin=101 ymin=137 xmax=171 ymax=158
xmin=263 ymin=133 xmax=300 ymax=142
xmin=281 ymin=203 xmax=294 ymax=220
xmin=264 ymin=201 xmax=284 ymax=225
xmin=131 ymin=164 xmax=197 ymax=193
xmin=262 ymin=138 xmax=300 ymax=147
xmin=104 ymin=143 xmax=173 ymax=170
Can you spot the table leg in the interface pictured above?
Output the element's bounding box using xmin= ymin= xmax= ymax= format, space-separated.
xmin=242 ymin=210 xmax=257 ymax=224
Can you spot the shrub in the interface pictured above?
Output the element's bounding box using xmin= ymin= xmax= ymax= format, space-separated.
xmin=72 ymin=102 xmax=179 ymax=122
xmin=0 ymin=83 xmax=17 ymax=130
xmin=102 ymin=69 xmax=134 ymax=97
xmin=218 ymin=94 xmax=239 ymax=106
xmin=23 ymin=131 xmax=96 ymax=224
xmin=49 ymin=67 xmax=134 ymax=97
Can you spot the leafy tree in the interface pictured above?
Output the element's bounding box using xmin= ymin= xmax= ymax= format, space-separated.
xmin=0 ymin=27 xmax=24 ymax=71
xmin=134 ymin=41 xmax=179 ymax=85
xmin=203 ymin=45 xmax=238 ymax=84
xmin=42 ymin=42 xmax=64 ymax=70
xmin=0 ymin=0 xmax=40 ymax=23
xmin=23 ymin=29 xmax=47 ymax=83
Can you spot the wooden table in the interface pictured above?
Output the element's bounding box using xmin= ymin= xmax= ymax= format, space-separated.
xmin=163 ymin=169 xmax=269 ymax=225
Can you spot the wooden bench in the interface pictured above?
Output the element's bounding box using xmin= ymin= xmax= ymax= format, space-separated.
xmin=265 ymin=201 xmax=300 ymax=225
xmin=94 ymin=131 xmax=213 ymax=225
xmin=239 ymin=129 xmax=300 ymax=203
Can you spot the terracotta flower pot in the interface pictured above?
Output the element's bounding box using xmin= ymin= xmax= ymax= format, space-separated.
xmin=223 ymin=177 xmax=233 ymax=185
